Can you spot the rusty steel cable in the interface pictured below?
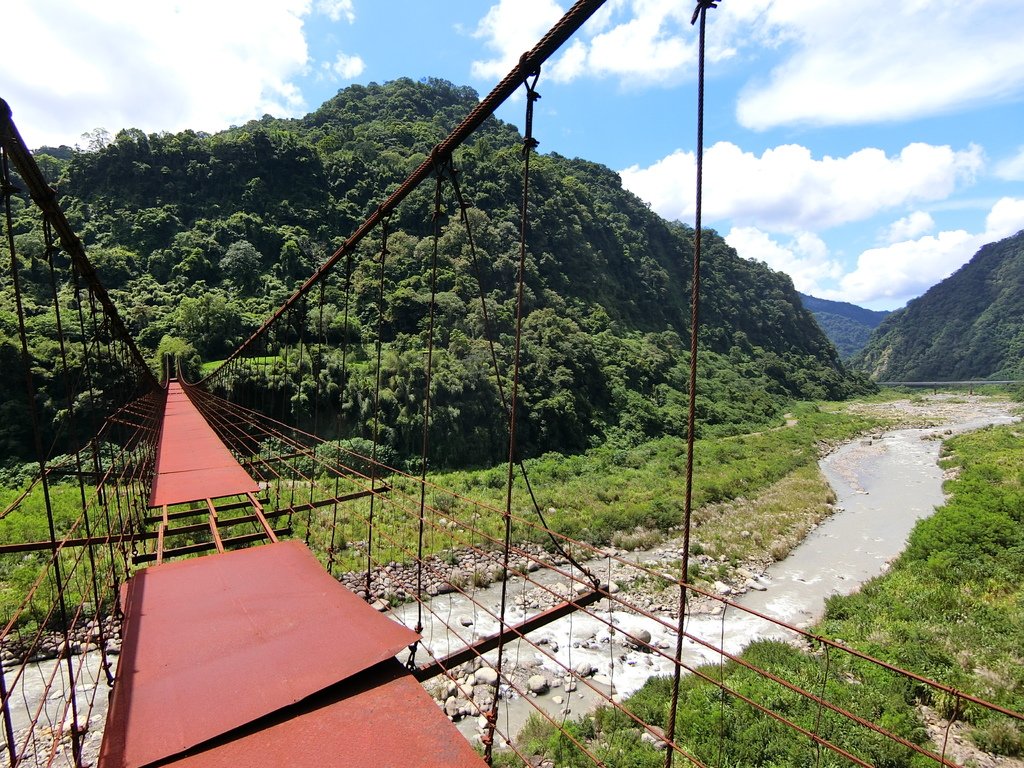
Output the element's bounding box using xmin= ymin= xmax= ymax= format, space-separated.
xmin=484 ymin=67 xmax=542 ymax=765
xmin=665 ymin=3 xmax=718 ymax=767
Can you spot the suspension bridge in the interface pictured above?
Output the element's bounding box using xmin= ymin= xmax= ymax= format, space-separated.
xmin=2 ymin=1 xmax=1022 ymax=766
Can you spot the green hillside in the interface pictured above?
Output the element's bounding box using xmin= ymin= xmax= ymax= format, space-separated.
xmin=853 ymin=231 xmax=1024 ymax=381
xmin=798 ymin=293 xmax=890 ymax=359
xmin=3 ymin=78 xmax=870 ymax=470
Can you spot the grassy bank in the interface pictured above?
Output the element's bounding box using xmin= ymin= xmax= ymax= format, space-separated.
xmin=820 ymin=421 xmax=1024 ymax=755
xmin=518 ymin=412 xmax=1023 ymax=766
xmin=431 ymin=400 xmax=882 ymax=551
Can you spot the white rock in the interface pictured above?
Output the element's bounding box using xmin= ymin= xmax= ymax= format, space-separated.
xmin=444 ymin=696 xmax=459 ymax=718
xmin=527 ymin=675 xmax=549 ymax=695
xmin=641 ymin=726 xmax=668 ymax=750
xmin=474 ymin=667 xmax=499 ymax=685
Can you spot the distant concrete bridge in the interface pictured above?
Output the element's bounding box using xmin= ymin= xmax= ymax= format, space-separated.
xmin=878 ymin=380 xmax=1023 ymax=387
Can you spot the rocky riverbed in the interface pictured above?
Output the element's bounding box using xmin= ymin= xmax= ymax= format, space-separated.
xmin=398 ymin=394 xmax=1021 ymax=752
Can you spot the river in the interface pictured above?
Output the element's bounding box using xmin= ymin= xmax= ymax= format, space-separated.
xmin=405 ymin=394 xmax=1019 ymax=742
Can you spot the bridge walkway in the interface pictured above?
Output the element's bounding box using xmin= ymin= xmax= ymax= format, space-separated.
xmin=100 ymin=383 xmax=485 ymax=767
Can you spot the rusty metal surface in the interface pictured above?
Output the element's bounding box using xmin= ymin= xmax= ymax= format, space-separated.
xmin=163 ymin=660 xmax=486 ymax=767
xmin=149 ymin=382 xmax=259 ymax=506
xmin=99 ymin=541 xmax=420 ymax=768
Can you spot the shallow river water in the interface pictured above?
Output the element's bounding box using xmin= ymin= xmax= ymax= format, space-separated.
xmin=406 ymin=397 xmax=1019 ymax=743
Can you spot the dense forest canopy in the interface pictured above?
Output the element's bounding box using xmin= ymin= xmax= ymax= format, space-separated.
xmin=853 ymin=230 xmax=1024 ymax=381
xmin=2 ymin=77 xmax=870 ymax=472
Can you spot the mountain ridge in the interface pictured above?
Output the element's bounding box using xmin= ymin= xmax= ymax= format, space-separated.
xmin=797 ymin=292 xmax=890 ymax=360
xmin=3 ymin=77 xmax=871 ymax=468
xmin=852 ymin=230 xmax=1024 ymax=381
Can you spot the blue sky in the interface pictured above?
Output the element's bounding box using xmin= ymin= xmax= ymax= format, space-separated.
xmin=6 ymin=0 xmax=1024 ymax=310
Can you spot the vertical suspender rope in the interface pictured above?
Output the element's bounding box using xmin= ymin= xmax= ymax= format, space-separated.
xmin=327 ymin=250 xmax=355 ymax=576
xmin=408 ymin=163 xmax=447 ymax=668
xmin=665 ymin=3 xmax=718 ymax=767
xmin=366 ymin=218 xmax=390 ymax=600
xmin=448 ymin=110 xmax=600 ymax=593
xmin=483 ymin=66 xmax=542 ymax=766
xmin=307 ymin=284 xmax=327 ymax=526
xmin=415 ymin=166 xmax=445 ymax=639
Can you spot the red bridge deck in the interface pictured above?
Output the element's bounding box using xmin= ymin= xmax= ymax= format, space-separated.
xmin=101 ymin=541 xmax=485 ymax=767
xmin=101 ymin=383 xmax=486 ymax=767
xmin=148 ymin=381 xmax=259 ymax=507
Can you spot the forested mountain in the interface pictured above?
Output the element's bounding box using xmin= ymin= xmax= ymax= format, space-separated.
xmin=2 ymin=78 xmax=870 ymax=470
xmin=798 ymin=293 xmax=890 ymax=359
xmin=853 ymin=230 xmax=1024 ymax=380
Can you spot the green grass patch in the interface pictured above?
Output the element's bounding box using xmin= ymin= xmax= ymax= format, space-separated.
xmin=821 ymin=422 xmax=1024 ymax=751
xmin=514 ymin=416 xmax=1024 ymax=765
xmin=200 ymin=355 xmax=279 ymax=376
xmin=431 ymin=401 xmax=881 ymax=550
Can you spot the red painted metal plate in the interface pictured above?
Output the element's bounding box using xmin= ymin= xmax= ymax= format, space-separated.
xmin=99 ymin=541 xmax=421 ymax=768
xmin=149 ymin=382 xmax=259 ymax=507
xmin=163 ymin=660 xmax=486 ymax=767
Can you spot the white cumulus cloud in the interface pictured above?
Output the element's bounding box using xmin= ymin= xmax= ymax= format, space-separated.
xmin=835 ymin=230 xmax=979 ymax=309
xmin=723 ymin=198 xmax=1024 ymax=309
xmin=620 ymin=141 xmax=982 ymax=233
xmin=316 ymin=0 xmax=355 ymax=24
xmin=883 ymin=212 xmax=935 ymax=244
xmin=471 ymin=0 xmax=566 ymax=81
xmin=985 ymin=197 xmax=1024 ymax=239
xmin=325 ymin=52 xmax=365 ymax=81
xmin=5 ymin=0 xmax=313 ymax=147
xmin=735 ymin=0 xmax=1024 ymax=130
xmin=725 ymin=228 xmax=843 ymax=293
xmin=579 ymin=2 xmax=695 ymax=85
